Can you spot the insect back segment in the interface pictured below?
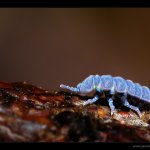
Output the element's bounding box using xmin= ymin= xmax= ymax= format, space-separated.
xmin=113 ymin=77 xmax=127 ymax=93
xmin=100 ymin=75 xmax=113 ymax=90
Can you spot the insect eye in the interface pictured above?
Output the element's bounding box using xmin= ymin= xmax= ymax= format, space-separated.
xmin=93 ymin=85 xmax=96 ymax=89
xmin=77 ymin=83 xmax=81 ymax=88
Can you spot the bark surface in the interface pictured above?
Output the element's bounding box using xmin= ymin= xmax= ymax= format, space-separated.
xmin=0 ymin=82 xmax=149 ymax=142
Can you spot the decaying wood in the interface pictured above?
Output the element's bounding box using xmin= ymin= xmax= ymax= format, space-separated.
xmin=0 ymin=81 xmax=149 ymax=142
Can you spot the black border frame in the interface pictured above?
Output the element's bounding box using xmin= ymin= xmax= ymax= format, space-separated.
xmin=0 ymin=1 xmax=150 ymax=7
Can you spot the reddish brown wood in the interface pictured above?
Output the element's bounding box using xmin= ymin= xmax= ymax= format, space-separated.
xmin=0 ymin=81 xmax=149 ymax=142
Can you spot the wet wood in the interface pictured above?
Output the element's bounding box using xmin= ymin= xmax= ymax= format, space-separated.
xmin=0 ymin=81 xmax=149 ymax=142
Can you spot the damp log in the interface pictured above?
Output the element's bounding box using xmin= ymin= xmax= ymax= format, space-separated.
xmin=0 ymin=81 xmax=150 ymax=142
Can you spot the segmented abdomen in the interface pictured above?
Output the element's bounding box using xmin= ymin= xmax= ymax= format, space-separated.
xmin=125 ymin=79 xmax=150 ymax=102
xmin=99 ymin=75 xmax=150 ymax=103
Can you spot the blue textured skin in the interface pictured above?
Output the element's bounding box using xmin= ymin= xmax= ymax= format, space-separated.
xmin=60 ymin=75 xmax=150 ymax=118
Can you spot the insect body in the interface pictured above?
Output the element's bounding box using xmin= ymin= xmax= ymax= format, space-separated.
xmin=60 ymin=75 xmax=150 ymax=118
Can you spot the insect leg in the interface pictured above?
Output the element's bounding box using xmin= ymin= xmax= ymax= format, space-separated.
xmin=83 ymin=95 xmax=99 ymax=105
xmin=107 ymin=88 xmax=116 ymax=116
xmin=107 ymin=97 xmax=115 ymax=116
xmin=121 ymin=95 xmax=142 ymax=118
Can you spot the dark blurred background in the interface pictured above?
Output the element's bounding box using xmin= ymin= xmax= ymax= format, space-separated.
xmin=0 ymin=8 xmax=150 ymax=91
